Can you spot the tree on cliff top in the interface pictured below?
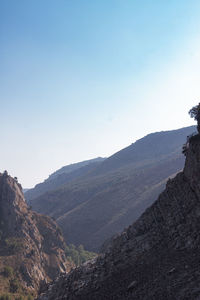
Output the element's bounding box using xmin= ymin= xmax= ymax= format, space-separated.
xmin=189 ymin=103 xmax=200 ymax=133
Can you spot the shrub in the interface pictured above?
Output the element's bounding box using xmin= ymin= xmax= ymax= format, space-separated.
xmin=9 ymin=278 xmax=20 ymax=293
xmin=3 ymin=266 xmax=14 ymax=278
xmin=5 ymin=238 xmax=23 ymax=253
xmin=65 ymin=244 xmax=97 ymax=266
xmin=56 ymin=227 xmax=62 ymax=235
xmin=0 ymin=294 xmax=11 ymax=300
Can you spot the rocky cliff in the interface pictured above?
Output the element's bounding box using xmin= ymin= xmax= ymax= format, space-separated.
xmin=37 ymin=133 xmax=200 ymax=299
xmin=0 ymin=172 xmax=72 ymax=297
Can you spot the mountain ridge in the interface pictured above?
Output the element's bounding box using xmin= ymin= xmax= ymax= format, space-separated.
xmin=25 ymin=157 xmax=105 ymax=202
xmin=37 ymin=128 xmax=200 ymax=300
xmin=29 ymin=126 xmax=195 ymax=251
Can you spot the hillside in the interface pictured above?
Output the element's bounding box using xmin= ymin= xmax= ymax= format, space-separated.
xmin=47 ymin=157 xmax=105 ymax=181
xmin=25 ymin=157 xmax=105 ymax=202
xmin=88 ymin=126 xmax=195 ymax=175
xmin=29 ymin=126 xmax=195 ymax=251
xmin=37 ymin=128 xmax=200 ymax=299
xmin=0 ymin=172 xmax=72 ymax=299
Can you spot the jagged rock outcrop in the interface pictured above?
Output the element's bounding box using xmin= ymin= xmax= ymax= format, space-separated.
xmin=37 ymin=133 xmax=200 ymax=299
xmin=0 ymin=173 xmax=72 ymax=296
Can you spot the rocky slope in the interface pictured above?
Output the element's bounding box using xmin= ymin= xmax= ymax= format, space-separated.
xmin=0 ymin=172 xmax=72 ymax=298
xmin=29 ymin=126 xmax=195 ymax=251
xmin=37 ymin=132 xmax=200 ymax=299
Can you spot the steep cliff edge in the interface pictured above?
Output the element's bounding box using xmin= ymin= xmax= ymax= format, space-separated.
xmin=37 ymin=133 xmax=200 ymax=300
xmin=0 ymin=172 xmax=72 ymax=297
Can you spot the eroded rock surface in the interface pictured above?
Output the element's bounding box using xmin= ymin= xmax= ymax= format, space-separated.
xmin=0 ymin=173 xmax=72 ymax=295
xmin=37 ymin=134 xmax=200 ymax=299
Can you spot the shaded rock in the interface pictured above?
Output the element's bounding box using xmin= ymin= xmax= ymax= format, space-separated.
xmin=37 ymin=132 xmax=200 ymax=299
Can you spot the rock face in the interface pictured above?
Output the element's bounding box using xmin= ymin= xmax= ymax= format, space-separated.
xmin=0 ymin=173 xmax=72 ymax=296
xmin=29 ymin=126 xmax=195 ymax=252
xmin=37 ymin=133 xmax=200 ymax=299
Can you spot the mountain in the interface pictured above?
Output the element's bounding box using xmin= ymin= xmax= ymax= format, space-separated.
xmin=0 ymin=172 xmax=72 ymax=298
xmin=25 ymin=157 xmax=105 ymax=202
xmin=29 ymin=126 xmax=196 ymax=252
xmin=46 ymin=157 xmax=105 ymax=181
xmin=37 ymin=130 xmax=200 ymax=299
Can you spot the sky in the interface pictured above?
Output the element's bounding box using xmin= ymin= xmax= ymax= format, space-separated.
xmin=1 ymin=0 xmax=200 ymax=188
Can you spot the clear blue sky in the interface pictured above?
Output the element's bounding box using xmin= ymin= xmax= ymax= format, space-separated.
xmin=1 ymin=0 xmax=200 ymax=187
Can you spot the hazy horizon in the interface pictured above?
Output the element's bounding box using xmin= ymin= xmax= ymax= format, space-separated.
xmin=1 ymin=1 xmax=200 ymax=187
xmin=2 ymin=124 xmax=196 ymax=189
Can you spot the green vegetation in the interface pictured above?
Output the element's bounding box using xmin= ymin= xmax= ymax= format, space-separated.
xmin=189 ymin=103 xmax=200 ymax=121
xmin=5 ymin=238 xmax=23 ymax=253
xmin=65 ymin=244 xmax=97 ymax=266
xmin=0 ymin=295 xmax=34 ymax=300
xmin=0 ymin=264 xmax=33 ymax=299
xmin=0 ymin=295 xmax=11 ymax=300
xmin=9 ymin=279 xmax=19 ymax=293
xmin=3 ymin=267 xmax=14 ymax=278
xmin=189 ymin=103 xmax=200 ymax=133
